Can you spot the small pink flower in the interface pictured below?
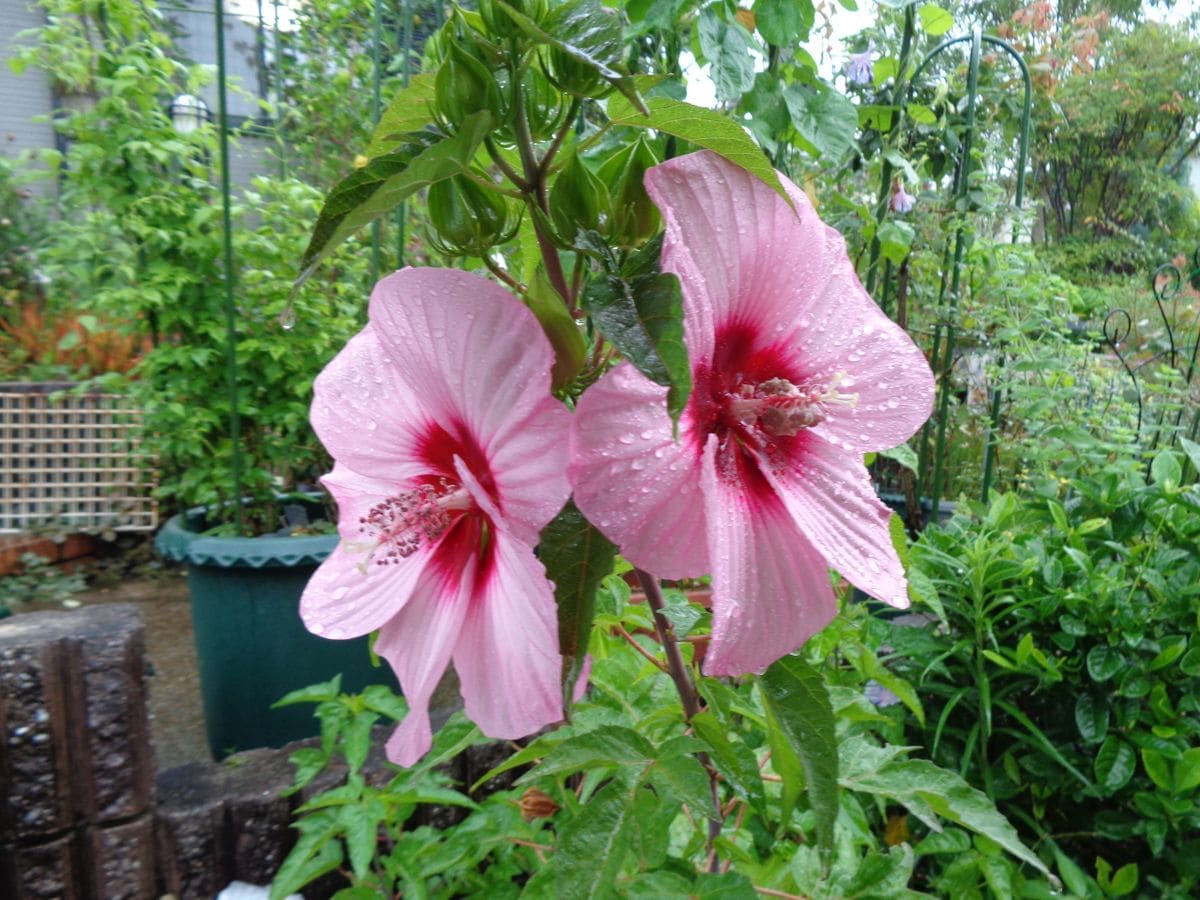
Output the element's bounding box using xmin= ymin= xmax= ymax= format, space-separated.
xmin=890 ymin=180 xmax=917 ymax=214
xmin=570 ymin=152 xmax=935 ymax=676
xmin=302 ymin=268 xmax=572 ymax=766
xmin=844 ymin=48 xmax=874 ymax=86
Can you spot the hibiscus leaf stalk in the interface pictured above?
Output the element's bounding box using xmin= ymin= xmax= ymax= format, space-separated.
xmin=508 ymin=38 xmax=573 ymax=309
xmin=634 ymin=567 xmax=724 ymax=869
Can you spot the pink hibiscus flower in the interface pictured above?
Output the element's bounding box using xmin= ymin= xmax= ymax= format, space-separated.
xmin=570 ymin=151 xmax=935 ymax=676
xmin=301 ymin=268 xmax=572 ymax=766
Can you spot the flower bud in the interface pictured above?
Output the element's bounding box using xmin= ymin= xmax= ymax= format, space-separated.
xmin=435 ymin=39 xmax=504 ymax=129
xmin=479 ymin=0 xmax=547 ymax=41
xmin=549 ymin=151 xmax=609 ymax=246
xmin=518 ymin=787 xmax=560 ymax=822
xmin=428 ymin=175 xmax=520 ymax=257
xmin=541 ymin=44 xmax=609 ymax=99
xmin=598 ymin=135 xmax=660 ymax=248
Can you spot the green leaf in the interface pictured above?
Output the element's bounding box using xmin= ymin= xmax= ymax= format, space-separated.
xmin=877 ymin=220 xmax=915 ymax=264
xmin=524 ymin=779 xmax=635 ymax=899
xmin=365 ymin=73 xmax=437 ymax=157
xmin=1074 ymin=693 xmax=1109 ymax=744
xmin=1094 ymin=736 xmax=1136 ymax=794
xmin=1086 ymin=645 xmax=1124 ymax=682
xmin=694 ymin=871 xmax=759 ymax=898
xmin=523 ymin=725 xmax=656 ymax=780
xmin=839 ymin=739 xmax=1047 ymax=874
xmin=582 ymin=267 xmax=692 ymax=426
xmin=757 ymin=656 xmax=838 ymax=865
xmin=606 ymin=90 xmax=790 ymax=206
xmin=273 ymin=675 xmax=342 ymax=708
xmin=1175 ymin=748 xmax=1200 ymax=793
xmin=1179 ymin=436 xmax=1200 ymax=474
xmin=784 ymin=81 xmax=858 ymax=161
xmin=754 ymin=0 xmax=814 ymax=46
xmin=918 ymin=3 xmax=954 ymax=36
xmin=879 ymin=442 xmax=919 ymax=473
xmin=1150 ymin=450 xmax=1182 ymax=489
xmin=691 ymin=711 xmax=767 ymax=814
xmin=539 ymin=500 xmax=617 ymax=703
xmin=1180 ymin=647 xmax=1200 ymax=677
xmin=269 ymin=816 xmax=344 ymax=899
xmin=497 ymin=0 xmax=645 ymax=114
xmin=340 ymin=802 xmax=379 ymax=880
xmin=648 ymin=751 xmax=715 ymax=818
xmin=1141 ymin=748 xmax=1173 ymax=792
xmin=697 ymin=9 xmax=756 ymax=103
xmin=1051 ymin=841 xmax=1092 ymax=898
xmin=297 ymin=113 xmax=491 ymax=284
xmin=906 ymin=102 xmax=937 ymax=125
xmin=625 ymin=787 xmax=674 ymax=869
xmin=1110 ymin=862 xmax=1138 ymax=896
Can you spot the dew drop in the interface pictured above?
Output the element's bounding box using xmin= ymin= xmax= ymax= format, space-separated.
xmin=279 ymin=302 xmax=296 ymax=331
xmin=618 ymin=432 xmax=636 ymax=445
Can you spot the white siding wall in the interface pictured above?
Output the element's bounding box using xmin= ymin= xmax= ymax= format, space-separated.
xmin=0 ymin=0 xmax=58 ymax=190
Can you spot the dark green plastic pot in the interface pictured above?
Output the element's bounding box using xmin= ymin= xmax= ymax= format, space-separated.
xmin=155 ymin=507 xmax=395 ymax=758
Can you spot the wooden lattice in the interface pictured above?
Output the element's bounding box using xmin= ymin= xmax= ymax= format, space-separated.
xmin=0 ymin=383 xmax=157 ymax=532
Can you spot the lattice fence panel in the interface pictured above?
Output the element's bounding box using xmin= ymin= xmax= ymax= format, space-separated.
xmin=0 ymin=384 xmax=157 ymax=532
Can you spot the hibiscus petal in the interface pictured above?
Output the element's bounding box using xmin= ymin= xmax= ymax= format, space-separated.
xmin=300 ymin=464 xmax=433 ymax=638
xmin=699 ymin=436 xmax=838 ymax=676
xmin=646 ymin=151 xmax=934 ymax=453
xmin=452 ymin=531 xmax=563 ymax=740
xmin=374 ymin=559 xmax=473 ymax=767
xmin=367 ymin=268 xmax=571 ymax=540
xmin=570 ymin=363 xmax=709 ymax=580
xmin=757 ymin=431 xmax=911 ymax=609
xmin=310 ymin=326 xmax=434 ymax=482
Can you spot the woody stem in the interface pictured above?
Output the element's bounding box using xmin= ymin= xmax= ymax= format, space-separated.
xmin=634 ymin=568 xmax=722 ymax=869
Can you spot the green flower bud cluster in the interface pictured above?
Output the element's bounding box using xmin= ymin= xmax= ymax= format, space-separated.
xmin=428 ymin=174 xmax=521 ymax=258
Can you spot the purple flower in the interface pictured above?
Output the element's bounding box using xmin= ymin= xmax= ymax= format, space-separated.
xmin=844 ymin=49 xmax=873 ymax=86
xmin=890 ymin=181 xmax=916 ymax=214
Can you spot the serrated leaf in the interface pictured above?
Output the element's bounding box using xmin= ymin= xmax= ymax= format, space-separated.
xmin=626 ymin=787 xmax=674 ymax=869
xmin=697 ymin=8 xmax=756 ymax=103
xmin=694 ymin=871 xmax=758 ymax=898
xmin=497 ymin=0 xmax=645 ymax=114
xmin=880 ymin=442 xmax=919 ymax=473
xmin=540 ymin=501 xmax=617 ymax=702
xmin=754 ymin=0 xmax=814 ymax=46
xmin=648 ymin=752 xmax=715 ymax=818
xmin=273 ymin=675 xmax=342 ymax=708
xmin=523 ymin=725 xmax=656 ymax=781
xmin=269 ymin=816 xmax=344 ymax=899
xmin=582 ymin=269 xmax=692 ymax=425
xmin=692 ymin=711 xmax=767 ymax=814
xmin=757 ymin=656 xmax=838 ymax=865
xmin=606 ymin=90 xmax=790 ymax=206
xmin=524 ymin=779 xmax=636 ymax=899
xmin=839 ymin=739 xmax=1047 ymax=874
xmin=296 ymin=113 xmax=491 ymax=284
xmin=365 ymin=72 xmax=437 ymax=157
xmin=340 ymin=802 xmax=379 ymax=880
xmin=784 ymin=81 xmax=858 ymax=161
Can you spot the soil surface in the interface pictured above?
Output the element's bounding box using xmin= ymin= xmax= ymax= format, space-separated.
xmin=74 ymin=572 xmax=211 ymax=770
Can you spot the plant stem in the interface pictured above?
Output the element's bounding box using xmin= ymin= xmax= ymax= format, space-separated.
xmin=635 ymin=569 xmax=701 ymax=718
xmin=634 ymin=568 xmax=722 ymax=870
xmin=508 ymin=47 xmax=571 ymax=306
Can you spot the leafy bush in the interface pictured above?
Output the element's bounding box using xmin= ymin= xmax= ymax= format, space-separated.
xmin=890 ymin=444 xmax=1200 ymax=896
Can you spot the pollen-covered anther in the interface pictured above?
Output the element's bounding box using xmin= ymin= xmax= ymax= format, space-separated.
xmin=727 ymin=375 xmax=859 ymax=437
xmin=359 ymin=480 xmax=469 ymax=564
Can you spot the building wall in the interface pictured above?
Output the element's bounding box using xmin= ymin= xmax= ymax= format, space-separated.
xmin=0 ymin=0 xmax=58 ymax=188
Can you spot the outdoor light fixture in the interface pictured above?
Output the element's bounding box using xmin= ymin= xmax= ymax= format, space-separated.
xmin=167 ymin=93 xmax=211 ymax=133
